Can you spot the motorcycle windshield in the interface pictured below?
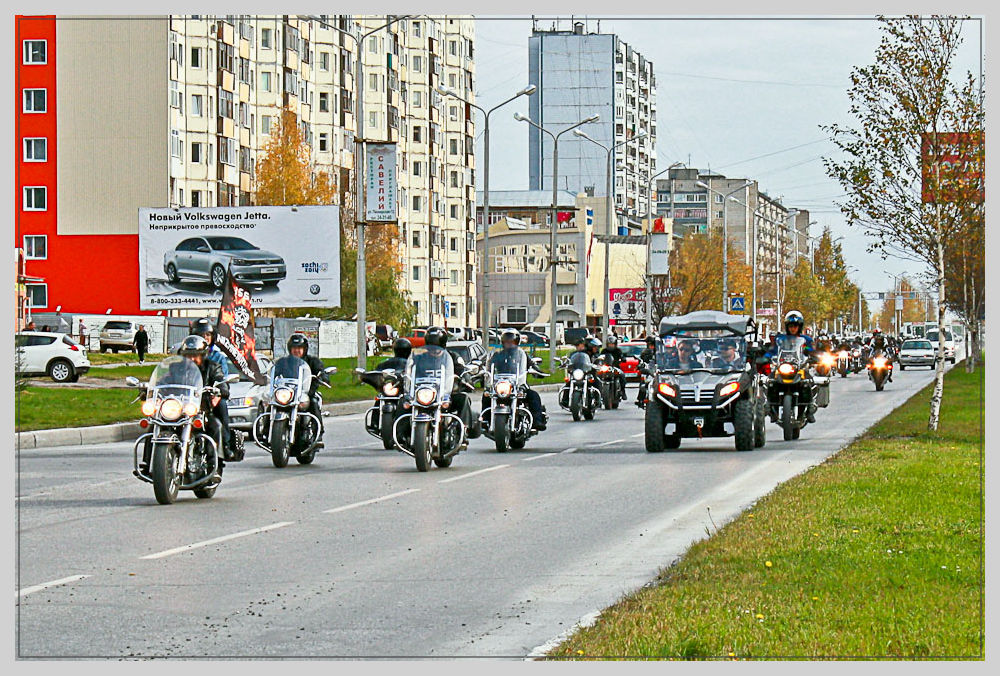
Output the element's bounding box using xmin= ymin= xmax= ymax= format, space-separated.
xmin=148 ymin=356 xmax=204 ymax=397
xmin=270 ymin=356 xmax=310 ymax=393
xmin=489 ymin=347 xmax=528 ymax=386
xmin=775 ymin=335 xmax=807 ymax=364
xmin=658 ymin=330 xmax=747 ymax=374
xmin=567 ymin=351 xmax=593 ymax=372
xmin=405 ymin=346 xmax=454 ymax=397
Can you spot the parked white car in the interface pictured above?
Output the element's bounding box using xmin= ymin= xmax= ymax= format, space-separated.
xmin=925 ymin=328 xmax=957 ymax=364
xmin=16 ymin=332 xmax=91 ymax=382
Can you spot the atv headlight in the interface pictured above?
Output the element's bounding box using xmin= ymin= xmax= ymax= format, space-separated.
xmin=274 ymin=387 xmax=294 ymax=405
xmin=159 ymin=398 xmax=183 ymax=421
xmin=572 ymin=368 xmax=584 ymax=381
xmin=657 ymin=382 xmax=677 ymax=398
xmin=719 ymin=381 xmax=740 ymax=397
xmin=382 ymin=382 xmax=400 ymax=397
xmin=495 ymin=380 xmax=513 ymax=397
xmin=415 ymin=387 xmax=437 ymax=406
xmin=777 ymin=363 xmax=796 ymax=377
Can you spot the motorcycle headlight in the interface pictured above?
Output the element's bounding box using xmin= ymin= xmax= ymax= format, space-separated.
xmin=719 ymin=381 xmax=740 ymax=397
xmin=141 ymin=400 xmax=156 ymax=417
xmin=873 ymin=357 xmax=887 ymax=368
xmin=160 ymin=398 xmax=183 ymax=421
xmin=821 ymin=354 xmax=835 ymax=366
xmin=415 ymin=387 xmax=437 ymax=406
xmin=572 ymin=368 xmax=584 ymax=381
xmin=777 ymin=363 xmax=796 ymax=377
xmin=657 ymin=382 xmax=677 ymax=398
xmin=274 ymin=388 xmax=294 ymax=405
xmin=598 ymin=365 xmax=611 ymax=373
xmin=183 ymin=402 xmax=199 ymax=417
xmin=495 ymin=380 xmax=513 ymax=397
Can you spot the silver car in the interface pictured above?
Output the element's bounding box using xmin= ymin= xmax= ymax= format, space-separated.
xmin=225 ymin=355 xmax=274 ymax=430
xmin=898 ymin=339 xmax=936 ymax=369
xmin=164 ymin=236 xmax=286 ymax=289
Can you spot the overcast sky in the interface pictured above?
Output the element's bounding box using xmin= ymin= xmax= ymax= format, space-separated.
xmin=471 ymin=16 xmax=983 ymax=310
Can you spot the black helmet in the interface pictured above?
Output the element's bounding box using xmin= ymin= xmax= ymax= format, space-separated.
xmin=500 ymin=329 xmax=521 ymax=346
xmin=393 ymin=337 xmax=412 ymax=359
xmin=287 ymin=333 xmax=309 ymax=356
xmin=191 ymin=317 xmax=215 ymax=337
xmin=424 ymin=326 xmax=449 ymax=347
xmin=645 ymin=336 xmax=656 ymax=347
xmin=178 ymin=335 xmax=208 ymax=358
xmin=783 ymin=310 xmax=804 ymax=332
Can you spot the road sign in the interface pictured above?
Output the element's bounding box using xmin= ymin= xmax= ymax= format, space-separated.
xmin=895 ymin=295 xmax=904 ymax=311
xmin=729 ymin=295 xmax=746 ymax=313
xmin=444 ymin=300 xmax=451 ymax=319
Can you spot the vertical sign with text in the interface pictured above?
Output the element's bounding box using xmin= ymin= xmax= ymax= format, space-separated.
xmin=365 ymin=143 xmax=398 ymax=222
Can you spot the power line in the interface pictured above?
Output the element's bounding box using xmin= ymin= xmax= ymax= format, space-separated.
xmin=715 ymin=138 xmax=831 ymax=170
xmin=657 ymin=70 xmax=846 ymax=89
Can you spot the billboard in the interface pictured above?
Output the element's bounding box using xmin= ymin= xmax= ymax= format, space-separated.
xmin=921 ymin=132 xmax=984 ymax=203
xmin=649 ymin=233 xmax=670 ymax=275
xmin=138 ymin=206 xmax=340 ymax=310
xmin=365 ymin=143 xmax=398 ymax=222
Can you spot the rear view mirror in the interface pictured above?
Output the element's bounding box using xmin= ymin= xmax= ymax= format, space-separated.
xmin=225 ymin=374 xmax=241 ymax=383
xmin=325 ymin=366 xmax=338 ymax=375
xmin=125 ymin=376 xmax=140 ymax=387
xmin=354 ymin=367 xmax=366 ymax=375
xmin=531 ymin=357 xmax=542 ymax=365
xmin=465 ymin=364 xmax=481 ymax=376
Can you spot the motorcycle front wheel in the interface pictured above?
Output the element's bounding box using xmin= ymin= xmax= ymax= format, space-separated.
xmin=270 ymin=418 xmax=290 ymax=468
xmin=493 ymin=412 xmax=510 ymax=452
xmin=570 ymin=390 xmax=582 ymax=421
xmin=412 ymin=420 xmax=432 ymax=471
xmin=380 ymin=411 xmax=395 ymax=449
xmin=151 ymin=443 xmax=180 ymax=505
xmin=781 ymin=393 xmax=795 ymax=442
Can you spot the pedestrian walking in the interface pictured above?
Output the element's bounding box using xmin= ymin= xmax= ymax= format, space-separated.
xmin=134 ymin=324 xmax=149 ymax=364
xmin=78 ymin=319 xmax=88 ymax=347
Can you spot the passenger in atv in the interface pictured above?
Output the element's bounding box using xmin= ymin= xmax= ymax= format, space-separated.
xmin=710 ymin=339 xmax=744 ymax=370
xmin=667 ymin=339 xmax=703 ymax=370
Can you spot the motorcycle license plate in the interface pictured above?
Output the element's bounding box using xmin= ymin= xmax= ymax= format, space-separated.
xmin=262 ymin=267 xmax=278 ymax=273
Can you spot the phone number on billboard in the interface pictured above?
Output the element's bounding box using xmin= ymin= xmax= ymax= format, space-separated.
xmin=149 ymin=297 xmax=217 ymax=304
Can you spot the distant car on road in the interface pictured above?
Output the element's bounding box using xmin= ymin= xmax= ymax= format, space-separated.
xmin=925 ymin=328 xmax=956 ymax=364
xmin=164 ymin=236 xmax=286 ymax=290
xmin=226 ymin=355 xmax=274 ymax=430
xmin=99 ymin=320 xmax=138 ymax=353
xmin=618 ymin=340 xmax=646 ymax=382
xmin=16 ymin=331 xmax=91 ymax=383
xmin=897 ymin=339 xmax=937 ymax=370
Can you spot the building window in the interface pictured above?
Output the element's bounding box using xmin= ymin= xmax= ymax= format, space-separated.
xmin=318 ymin=133 xmax=328 ymax=152
xmin=23 ymin=186 xmax=46 ymax=211
xmin=219 ymin=89 xmax=234 ymax=119
xmin=190 ymin=46 xmax=202 ymax=68
xmin=716 ymin=210 xmax=724 ymax=219
xmin=170 ymin=130 xmax=182 ymax=158
xmin=219 ymin=137 xmax=236 ymax=166
xmin=191 ymin=94 xmax=203 ymax=117
xmin=413 ymin=161 xmax=422 ymax=177
xmin=261 ymin=115 xmax=272 ymax=134
xmin=450 ymin=171 xmax=459 ymax=188
xmin=369 ymin=111 xmax=378 ymax=129
xmin=23 ymin=138 xmax=46 ymax=162
xmin=170 ymin=82 xmax=183 ymax=113
xmin=191 ymin=142 xmax=203 ymax=163
xmin=23 ymin=89 xmax=46 ymax=113
xmin=412 ymin=195 xmax=422 ymax=211
xmin=413 ymin=126 xmax=422 ymax=143
xmin=369 ymin=73 xmax=379 ymax=91
xmin=26 ymin=284 xmax=47 ymax=309
xmin=558 ymin=294 xmax=575 ymax=306
xmin=319 ymin=92 xmax=329 ymax=112
xmin=412 ymin=265 xmax=421 ymax=281
xmin=412 ymin=55 xmax=422 ymax=72
xmin=319 ymin=51 xmax=330 ymax=70
xmin=24 ymin=235 xmax=47 ymax=259
xmin=413 ymin=90 xmax=422 ymax=108
xmin=450 ymin=204 xmax=458 ymax=219
xmin=450 ymin=237 xmax=458 ymax=252
xmin=527 ymin=293 xmax=544 ymax=306
xmin=450 ymin=270 xmax=459 ymax=285
xmin=412 ymin=230 xmax=421 ymax=247
xmin=23 ymin=40 xmax=46 ymax=64
xmin=191 ymin=190 xmax=202 ymax=207
xmin=715 ymin=194 xmax=724 ymax=203
xmin=506 ymin=307 xmax=527 ymax=324
xmin=261 ymin=71 xmax=272 ymax=92
xmin=413 ymin=21 xmax=421 ymax=37
xmin=261 ymin=27 xmax=272 ymax=48
xmin=449 ymin=40 xmax=458 ymax=56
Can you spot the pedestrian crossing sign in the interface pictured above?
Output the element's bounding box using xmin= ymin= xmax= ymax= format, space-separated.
xmin=730 ymin=295 xmax=746 ymax=313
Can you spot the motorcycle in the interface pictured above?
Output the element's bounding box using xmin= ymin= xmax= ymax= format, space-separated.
xmin=559 ymin=351 xmax=603 ymax=421
xmin=836 ymin=349 xmax=851 ymax=378
xmin=813 ymin=350 xmax=835 ymax=378
xmin=850 ymin=346 xmax=865 ymax=373
xmin=127 ymin=357 xmax=240 ymax=505
xmin=594 ymin=355 xmax=624 ymax=410
xmin=480 ymin=348 xmax=548 ymax=452
xmin=393 ymin=344 xmax=472 ymax=472
xmin=867 ymin=352 xmax=893 ymax=391
xmin=252 ymin=356 xmax=337 ymax=468
xmin=358 ymin=367 xmax=405 ymax=449
xmin=765 ymin=336 xmax=818 ymax=441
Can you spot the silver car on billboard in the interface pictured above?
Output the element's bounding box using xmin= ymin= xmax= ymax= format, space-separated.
xmin=163 ymin=236 xmax=286 ymax=289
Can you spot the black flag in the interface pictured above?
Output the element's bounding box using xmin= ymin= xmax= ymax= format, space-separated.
xmin=215 ymin=269 xmax=267 ymax=385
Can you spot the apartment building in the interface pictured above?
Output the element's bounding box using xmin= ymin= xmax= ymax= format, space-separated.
xmin=527 ymin=19 xmax=657 ymax=234
xmin=360 ymin=16 xmax=477 ymax=328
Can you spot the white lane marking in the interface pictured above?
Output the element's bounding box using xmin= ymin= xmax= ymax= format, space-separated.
xmin=140 ymin=522 xmax=294 ymax=560
xmin=323 ymin=488 xmax=421 ymax=514
xmin=438 ymin=464 xmax=510 ymax=484
xmin=525 ymin=609 xmax=602 ymax=659
xmin=17 ymin=575 xmax=90 ymax=599
xmin=594 ymin=438 xmax=624 ymax=447
xmin=521 ymin=453 xmax=557 ymax=462
xmin=630 ymin=432 xmax=644 ymax=438
xmin=560 ymin=447 xmax=578 ymax=454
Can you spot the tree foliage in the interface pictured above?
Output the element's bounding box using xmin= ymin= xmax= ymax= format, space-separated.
xmin=822 ymin=16 xmax=983 ymax=429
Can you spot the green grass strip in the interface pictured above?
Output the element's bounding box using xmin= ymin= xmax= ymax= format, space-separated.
xmin=548 ymin=363 xmax=984 ymax=660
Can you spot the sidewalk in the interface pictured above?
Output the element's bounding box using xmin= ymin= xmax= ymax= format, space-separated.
xmin=15 ymin=383 xmax=566 ymax=450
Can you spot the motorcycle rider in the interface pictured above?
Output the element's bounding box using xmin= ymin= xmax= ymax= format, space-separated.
xmin=635 ymin=336 xmax=658 ymax=408
xmin=190 ymin=317 xmax=238 ymax=459
xmin=376 ymin=338 xmax=412 ymax=372
xmin=600 ymin=334 xmax=628 ymax=401
xmin=483 ymin=329 xmax=547 ymax=431
xmin=423 ymin=326 xmax=481 ymax=439
xmin=765 ymin=310 xmax=818 ymax=422
xmin=139 ymin=336 xmax=231 ymax=479
xmin=286 ymin=333 xmax=329 ymax=447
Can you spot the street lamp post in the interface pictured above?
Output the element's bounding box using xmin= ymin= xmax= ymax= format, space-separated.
xmin=513 ymin=112 xmax=599 ymax=372
xmin=573 ymin=129 xmax=647 ymax=340
xmin=438 ymin=84 xmax=537 ymax=353
xmin=697 ymin=180 xmax=752 ymax=312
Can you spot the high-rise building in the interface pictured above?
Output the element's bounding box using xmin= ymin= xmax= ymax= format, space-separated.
xmin=360 ymin=16 xmax=477 ymax=328
xmin=527 ymin=19 xmax=656 ymax=234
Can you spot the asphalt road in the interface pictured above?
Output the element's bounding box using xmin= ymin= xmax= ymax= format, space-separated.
xmin=15 ymin=360 xmax=953 ymax=658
